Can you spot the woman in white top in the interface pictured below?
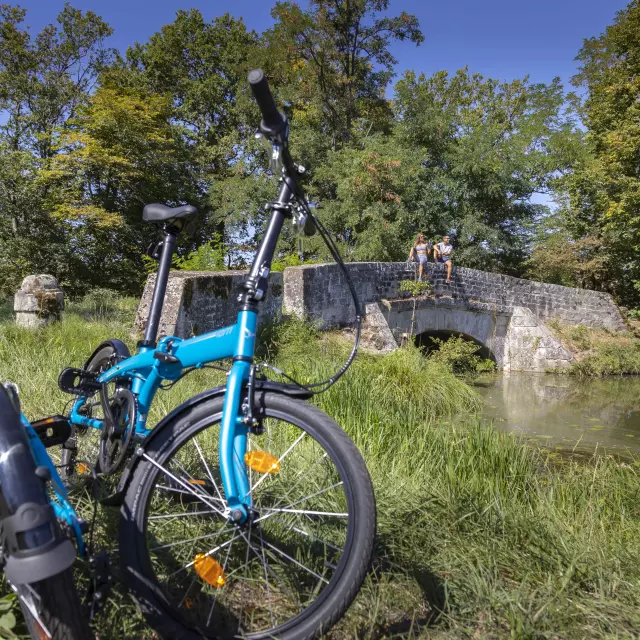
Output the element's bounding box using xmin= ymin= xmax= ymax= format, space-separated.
xmin=434 ymin=234 xmax=453 ymax=283
xmin=408 ymin=233 xmax=431 ymax=281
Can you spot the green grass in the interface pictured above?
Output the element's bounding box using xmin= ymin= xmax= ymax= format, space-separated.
xmin=0 ymin=300 xmax=640 ymax=638
xmin=547 ymin=318 xmax=640 ymax=376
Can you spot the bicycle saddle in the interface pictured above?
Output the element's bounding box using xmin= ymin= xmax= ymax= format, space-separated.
xmin=142 ymin=203 xmax=198 ymax=223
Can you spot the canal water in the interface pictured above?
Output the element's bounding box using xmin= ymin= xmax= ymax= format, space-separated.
xmin=473 ymin=373 xmax=640 ymax=454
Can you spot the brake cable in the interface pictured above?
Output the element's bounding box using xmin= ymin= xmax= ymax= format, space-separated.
xmin=256 ymin=173 xmax=363 ymax=395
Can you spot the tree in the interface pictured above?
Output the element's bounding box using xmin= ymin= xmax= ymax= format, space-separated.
xmin=0 ymin=3 xmax=115 ymax=293
xmin=562 ymin=0 xmax=640 ymax=305
xmin=391 ymin=68 xmax=580 ymax=273
xmin=118 ymin=10 xmax=259 ymax=249
xmin=264 ymin=0 xmax=423 ymax=153
xmin=41 ymin=87 xmax=194 ymax=292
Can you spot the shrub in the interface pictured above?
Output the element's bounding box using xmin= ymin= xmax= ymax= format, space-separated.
xmin=427 ymin=334 xmax=496 ymax=374
xmin=174 ymin=239 xmax=226 ymax=271
xmin=398 ymin=279 xmax=433 ymax=297
xmin=547 ymin=317 xmax=640 ymax=375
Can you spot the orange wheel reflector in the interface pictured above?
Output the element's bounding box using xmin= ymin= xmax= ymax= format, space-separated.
xmin=77 ymin=462 xmax=91 ymax=475
xmin=187 ymin=478 xmax=206 ymax=485
xmin=194 ymin=554 xmax=226 ymax=588
xmin=245 ymin=450 xmax=280 ymax=474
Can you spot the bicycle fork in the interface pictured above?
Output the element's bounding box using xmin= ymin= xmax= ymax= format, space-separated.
xmin=218 ymin=310 xmax=258 ymax=523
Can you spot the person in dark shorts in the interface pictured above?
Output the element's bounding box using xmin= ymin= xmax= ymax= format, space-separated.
xmin=408 ymin=233 xmax=431 ymax=281
xmin=434 ymin=234 xmax=453 ymax=283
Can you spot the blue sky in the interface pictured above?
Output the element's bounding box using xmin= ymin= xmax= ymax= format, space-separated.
xmin=15 ymin=0 xmax=628 ymax=91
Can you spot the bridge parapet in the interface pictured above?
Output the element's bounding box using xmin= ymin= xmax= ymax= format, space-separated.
xmin=283 ymin=262 xmax=625 ymax=332
xmin=134 ymin=261 xmax=625 ymax=371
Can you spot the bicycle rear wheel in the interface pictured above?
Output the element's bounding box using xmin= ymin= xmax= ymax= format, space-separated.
xmin=60 ymin=343 xmax=130 ymax=482
xmin=120 ymin=392 xmax=376 ymax=639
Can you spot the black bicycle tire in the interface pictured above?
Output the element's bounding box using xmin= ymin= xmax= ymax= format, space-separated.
xmin=15 ymin=566 xmax=91 ymax=640
xmin=119 ymin=391 xmax=376 ymax=640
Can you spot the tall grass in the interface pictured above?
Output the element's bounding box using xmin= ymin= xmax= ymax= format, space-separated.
xmin=0 ymin=299 xmax=639 ymax=638
xmin=547 ymin=317 xmax=640 ymax=376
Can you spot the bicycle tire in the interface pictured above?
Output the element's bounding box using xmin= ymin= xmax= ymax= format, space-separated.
xmin=119 ymin=391 xmax=376 ymax=639
xmin=14 ymin=566 xmax=91 ymax=640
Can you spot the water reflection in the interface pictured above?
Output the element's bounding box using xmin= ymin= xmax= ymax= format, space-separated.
xmin=474 ymin=373 xmax=640 ymax=453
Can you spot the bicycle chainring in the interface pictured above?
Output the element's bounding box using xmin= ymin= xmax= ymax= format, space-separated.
xmin=98 ymin=388 xmax=136 ymax=476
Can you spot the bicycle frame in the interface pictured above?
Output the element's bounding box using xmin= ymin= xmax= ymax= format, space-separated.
xmin=67 ymin=179 xmax=294 ymax=522
xmin=20 ymin=415 xmax=87 ymax=556
xmin=69 ymin=312 xmax=257 ymax=516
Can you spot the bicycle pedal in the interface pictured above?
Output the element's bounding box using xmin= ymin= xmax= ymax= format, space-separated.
xmin=86 ymin=552 xmax=112 ymax=618
xmin=58 ymin=368 xmax=101 ymax=396
xmin=31 ymin=415 xmax=72 ymax=448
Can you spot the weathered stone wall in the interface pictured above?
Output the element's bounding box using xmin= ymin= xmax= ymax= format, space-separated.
xmin=134 ymin=271 xmax=282 ymax=339
xmin=370 ymin=298 xmax=574 ymax=372
xmin=283 ymin=262 xmax=626 ymax=331
xmin=133 ymin=261 xmax=624 ymax=371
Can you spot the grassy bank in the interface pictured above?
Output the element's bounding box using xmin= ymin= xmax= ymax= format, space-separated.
xmin=0 ymin=299 xmax=639 ymax=638
xmin=547 ymin=318 xmax=640 ymax=376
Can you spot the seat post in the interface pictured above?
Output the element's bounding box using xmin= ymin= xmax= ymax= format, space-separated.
xmin=143 ymin=229 xmax=178 ymax=346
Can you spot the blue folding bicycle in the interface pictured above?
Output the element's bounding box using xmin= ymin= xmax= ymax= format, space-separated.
xmin=48 ymin=69 xmax=376 ymax=639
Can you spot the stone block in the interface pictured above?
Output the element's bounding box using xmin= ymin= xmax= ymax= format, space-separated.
xmin=14 ymin=275 xmax=64 ymax=328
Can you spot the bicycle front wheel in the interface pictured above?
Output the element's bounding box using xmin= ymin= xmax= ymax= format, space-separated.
xmin=14 ymin=567 xmax=91 ymax=640
xmin=119 ymin=392 xmax=376 ymax=639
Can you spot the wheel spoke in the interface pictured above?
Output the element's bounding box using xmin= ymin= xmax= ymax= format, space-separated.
xmin=269 ymin=514 xmax=343 ymax=553
xmin=260 ymin=538 xmax=329 ymax=585
xmin=261 ymin=507 xmax=348 ymax=517
xmin=258 ymin=522 xmax=276 ymax=628
xmin=192 ymin=436 xmax=225 ymax=504
xmin=165 ymin=527 xmax=237 ymax=580
xmin=205 ymin=528 xmax=236 ymax=628
xmin=142 ymin=453 xmax=226 ymax=517
xmin=254 ymin=482 xmax=344 ymax=525
xmin=250 ymin=432 xmax=307 ymax=494
xmin=134 ymin=406 xmax=363 ymax=637
xmin=149 ymin=509 xmax=221 ymax=520
xmin=154 ymin=485 xmax=225 ymax=504
xmin=236 ymin=528 xmax=304 ymax=614
xmin=151 ymin=530 xmax=223 ymax=552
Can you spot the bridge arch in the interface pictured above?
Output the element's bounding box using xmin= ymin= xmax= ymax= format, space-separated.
xmin=380 ymin=299 xmax=511 ymax=369
xmin=414 ymin=329 xmax=496 ymax=362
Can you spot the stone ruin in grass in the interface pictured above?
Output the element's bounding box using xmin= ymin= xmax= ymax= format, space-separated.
xmin=14 ymin=275 xmax=64 ymax=328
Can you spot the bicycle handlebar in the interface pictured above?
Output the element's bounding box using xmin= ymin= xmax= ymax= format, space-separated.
xmin=248 ymin=69 xmax=287 ymax=134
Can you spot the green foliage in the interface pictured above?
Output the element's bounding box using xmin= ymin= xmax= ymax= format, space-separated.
xmin=174 ymin=236 xmax=226 ymax=272
xmin=4 ymin=302 xmax=640 ymax=638
xmin=570 ymin=344 xmax=640 ymax=377
xmin=264 ymin=0 xmax=423 ymax=151
xmin=526 ymin=213 xmax=606 ymax=289
xmin=547 ymin=317 xmax=640 ymax=376
xmin=0 ymin=4 xmax=115 ymax=294
xmin=397 ymin=279 xmax=432 ymax=297
xmin=0 ymin=1 xmax=585 ymax=295
xmin=552 ymin=0 xmax=640 ymax=306
xmin=427 ymin=334 xmax=496 ymax=374
xmin=0 ymin=591 xmax=18 ymax=638
xmin=391 ymin=68 xmax=581 ymax=274
xmin=270 ymin=252 xmax=304 ymax=272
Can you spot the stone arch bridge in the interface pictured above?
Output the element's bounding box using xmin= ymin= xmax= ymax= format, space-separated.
xmin=135 ymin=262 xmax=626 ymax=372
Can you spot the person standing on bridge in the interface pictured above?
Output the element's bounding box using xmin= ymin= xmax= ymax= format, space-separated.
xmin=434 ymin=234 xmax=453 ymax=284
xmin=409 ymin=233 xmax=431 ymax=281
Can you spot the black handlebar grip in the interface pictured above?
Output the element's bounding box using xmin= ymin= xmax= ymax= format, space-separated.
xmin=248 ymin=69 xmax=286 ymax=132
